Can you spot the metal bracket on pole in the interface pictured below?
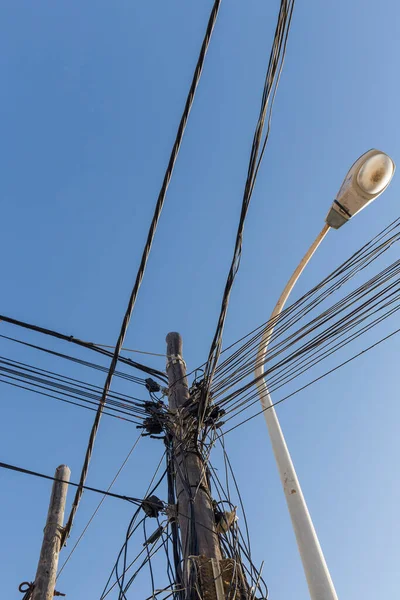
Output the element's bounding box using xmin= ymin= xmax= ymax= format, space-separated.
xmin=166 ymin=353 xmax=187 ymax=371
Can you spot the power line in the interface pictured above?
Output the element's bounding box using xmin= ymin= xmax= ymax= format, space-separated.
xmin=0 ymin=354 xmax=147 ymax=405
xmin=94 ymin=343 xmax=166 ymax=358
xmin=0 ymin=461 xmax=146 ymax=505
xmin=203 ymin=218 xmax=400 ymax=418
xmin=0 ymin=355 xmax=150 ymax=421
xmin=219 ymin=324 xmax=400 ymax=436
xmin=57 ymin=434 xmax=143 ymax=579
xmin=0 ymin=377 xmax=142 ymax=424
xmin=202 ymin=0 xmax=296 ymax=408
xmin=60 ymin=0 xmax=223 ymax=547
xmin=100 ymin=452 xmax=168 ymax=599
xmin=0 ymin=333 xmax=148 ymax=385
xmin=0 ymin=315 xmax=166 ymax=382
xmin=211 ymin=218 xmax=400 ymax=390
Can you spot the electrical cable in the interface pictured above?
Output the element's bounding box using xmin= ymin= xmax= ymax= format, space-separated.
xmin=0 ymin=315 xmax=166 ymax=382
xmin=60 ymin=0 xmax=222 ymax=546
xmin=210 ymin=217 xmax=400 ymax=392
xmin=57 ymin=433 xmax=143 ymax=579
xmin=213 ymin=258 xmax=400 ymax=419
xmin=202 ymin=0 xmax=296 ymax=410
xmin=201 ymin=219 xmax=400 ymax=426
xmin=218 ymin=324 xmax=400 ymax=436
xmin=0 ymin=377 xmax=142 ymax=424
xmin=0 ymin=333 xmax=147 ymax=385
xmin=0 ymin=461 xmax=146 ymax=504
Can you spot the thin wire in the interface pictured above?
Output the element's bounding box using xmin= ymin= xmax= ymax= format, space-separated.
xmin=0 ymin=315 xmax=166 ymax=381
xmin=211 ymin=217 xmax=400 ymax=388
xmin=220 ymin=324 xmax=400 ymax=436
xmin=94 ymin=344 xmax=166 ymax=358
xmin=0 ymin=354 xmax=147 ymax=405
xmin=0 ymin=333 xmax=148 ymax=385
xmin=208 ymin=222 xmax=400 ymax=409
xmin=57 ymin=433 xmax=143 ymax=579
xmin=0 ymin=377 xmax=142 ymax=424
xmin=99 ymin=451 xmax=168 ymax=599
xmin=0 ymin=461 xmax=145 ymax=504
xmin=214 ymin=257 xmax=400 ymax=415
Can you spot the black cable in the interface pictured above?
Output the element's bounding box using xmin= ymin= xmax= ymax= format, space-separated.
xmin=0 ymin=333 xmax=147 ymax=385
xmin=202 ymin=0 xmax=296 ymax=410
xmin=0 ymin=354 xmax=148 ymax=409
xmin=0 ymin=315 xmax=166 ymax=382
xmin=0 ymin=377 xmax=142 ymax=424
xmin=218 ymin=324 xmax=400 ymax=436
xmin=207 ymin=222 xmax=400 ymax=415
xmin=214 ymin=258 xmax=400 ymax=417
xmin=0 ymin=361 xmax=149 ymax=421
xmin=100 ymin=452 xmax=168 ymax=599
xmin=61 ymin=0 xmax=222 ymax=546
xmin=210 ymin=217 xmax=400 ymax=391
xmin=143 ymin=519 xmax=156 ymax=599
xmin=0 ymin=461 xmax=144 ymax=504
xmin=57 ymin=434 xmax=143 ymax=580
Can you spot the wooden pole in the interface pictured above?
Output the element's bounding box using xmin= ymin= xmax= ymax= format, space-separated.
xmin=166 ymin=332 xmax=221 ymax=574
xmin=32 ymin=465 xmax=71 ymax=600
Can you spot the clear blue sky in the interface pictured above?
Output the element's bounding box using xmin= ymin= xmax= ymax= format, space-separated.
xmin=1 ymin=1 xmax=399 ymax=598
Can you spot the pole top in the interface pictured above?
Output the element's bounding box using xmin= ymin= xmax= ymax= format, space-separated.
xmin=166 ymin=332 xmax=183 ymax=361
xmin=166 ymin=331 xmax=182 ymax=342
xmin=56 ymin=465 xmax=71 ymax=476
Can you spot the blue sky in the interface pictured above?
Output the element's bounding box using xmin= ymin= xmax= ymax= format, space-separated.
xmin=1 ymin=1 xmax=399 ymax=598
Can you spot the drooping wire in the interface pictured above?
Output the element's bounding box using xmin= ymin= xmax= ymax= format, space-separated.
xmin=99 ymin=451 xmax=168 ymax=599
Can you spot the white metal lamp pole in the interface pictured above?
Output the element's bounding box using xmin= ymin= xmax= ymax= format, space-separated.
xmin=255 ymin=149 xmax=395 ymax=600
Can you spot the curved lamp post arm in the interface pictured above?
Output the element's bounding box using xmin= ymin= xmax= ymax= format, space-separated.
xmin=255 ymin=223 xmax=338 ymax=600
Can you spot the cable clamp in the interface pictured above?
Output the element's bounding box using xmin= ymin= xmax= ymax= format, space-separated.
xmin=166 ymin=354 xmax=187 ymax=371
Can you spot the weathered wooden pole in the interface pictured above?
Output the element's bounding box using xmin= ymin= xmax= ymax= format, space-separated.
xmin=31 ymin=465 xmax=71 ymax=600
xmin=166 ymin=332 xmax=222 ymax=575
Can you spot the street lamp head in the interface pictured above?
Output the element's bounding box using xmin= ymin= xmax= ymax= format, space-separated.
xmin=326 ymin=149 xmax=395 ymax=229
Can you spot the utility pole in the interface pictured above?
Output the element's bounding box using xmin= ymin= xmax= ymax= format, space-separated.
xmin=166 ymin=332 xmax=222 ymax=593
xmin=31 ymin=465 xmax=70 ymax=600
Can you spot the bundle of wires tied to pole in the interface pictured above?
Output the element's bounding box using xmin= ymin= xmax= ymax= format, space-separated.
xmin=201 ymin=0 xmax=296 ymax=421
xmin=98 ymin=427 xmax=269 ymax=600
xmin=202 ymin=216 xmax=400 ymax=434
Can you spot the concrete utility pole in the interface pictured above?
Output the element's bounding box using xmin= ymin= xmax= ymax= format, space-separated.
xmin=166 ymin=332 xmax=222 ymax=574
xmin=32 ymin=465 xmax=71 ymax=600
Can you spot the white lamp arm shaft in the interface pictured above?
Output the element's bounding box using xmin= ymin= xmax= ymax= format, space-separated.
xmin=255 ymin=222 xmax=338 ymax=600
xmin=256 ymin=222 xmax=330 ymax=367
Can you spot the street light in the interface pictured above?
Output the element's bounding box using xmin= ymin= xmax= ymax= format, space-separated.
xmin=326 ymin=149 xmax=395 ymax=229
xmin=254 ymin=149 xmax=395 ymax=600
